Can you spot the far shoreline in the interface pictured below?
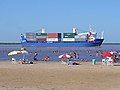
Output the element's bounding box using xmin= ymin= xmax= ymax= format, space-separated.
xmin=0 ymin=42 xmax=120 ymax=45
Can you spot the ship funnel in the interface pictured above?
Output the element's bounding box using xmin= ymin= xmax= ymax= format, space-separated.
xmin=41 ymin=28 xmax=45 ymax=33
xmin=72 ymin=28 xmax=77 ymax=33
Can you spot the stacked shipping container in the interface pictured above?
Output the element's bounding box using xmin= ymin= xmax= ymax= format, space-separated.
xmin=47 ymin=33 xmax=61 ymax=42
xmin=63 ymin=33 xmax=76 ymax=41
xmin=36 ymin=33 xmax=47 ymax=42
xmin=25 ymin=32 xmax=88 ymax=42
xmin=26 ymin=33 xmax=36 ymax=41
xmin=74 ymin=35 xmax=87 ymax=41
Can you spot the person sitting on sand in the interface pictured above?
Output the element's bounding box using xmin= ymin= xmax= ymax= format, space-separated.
xmin=18 ymin=60 xmax=25 ymax=64
xmin=44 ymin=56 xmax=50 ymax=61
xmin=72 ymin=61 xmax=80 ymax=65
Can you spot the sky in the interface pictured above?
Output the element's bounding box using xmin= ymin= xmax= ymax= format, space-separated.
xmin=0 ymin=0 xmax=120 ymax=43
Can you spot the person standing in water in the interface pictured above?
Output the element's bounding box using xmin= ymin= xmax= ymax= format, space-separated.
xmin=34 ymin=52 xmax=38 ymax=61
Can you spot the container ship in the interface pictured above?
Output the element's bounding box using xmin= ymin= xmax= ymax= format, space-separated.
xmin=21 ymin=27 xmax=104 ymax=47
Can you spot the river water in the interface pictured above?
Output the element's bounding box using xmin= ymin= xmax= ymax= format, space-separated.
xmin=0 ymin=44 xmax=120 ymax=61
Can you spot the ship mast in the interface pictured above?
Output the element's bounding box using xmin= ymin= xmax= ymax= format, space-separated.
xmin=101 ymin=31 xmax=104 ymax=39
xmin=89 ymin=24 xmax=93 ymax=32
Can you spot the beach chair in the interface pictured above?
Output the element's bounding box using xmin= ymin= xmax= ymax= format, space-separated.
xmin=12 ymin=58 xmax=16 ymax=64
xmin=102 ymin=59 xmax=106 ymax=65
xmin=107 ymin=58 xmax=113 ymax=66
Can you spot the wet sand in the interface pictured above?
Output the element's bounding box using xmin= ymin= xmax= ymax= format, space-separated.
xmin=0 ymin=61 xmax=120 ymax=90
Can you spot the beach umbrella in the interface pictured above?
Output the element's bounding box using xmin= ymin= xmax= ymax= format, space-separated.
xmin=59 ymin=54 xmax=71 ymax=59
xmin=8 ymin=50 xmax=28 ymax=61
xmin=8 ymin=50 xmax=28 ymax=56
xmin=8 ymin=51 xmax=21 ymax=56
xmin=102 ymin=52 xmax=113 ymax=57
xmin=20 ymin=50 xmax=28 ymax=54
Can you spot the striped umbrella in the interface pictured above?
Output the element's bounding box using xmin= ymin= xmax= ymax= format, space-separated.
xmin=59 ymin=54 xmax=71 ymax=59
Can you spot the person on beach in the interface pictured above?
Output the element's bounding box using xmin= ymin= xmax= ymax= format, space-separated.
xmin=20 ymin=47 xmax=28 ymax=61
xmin=44 ymin=56 xmax=50 ymax=61
xmin=77 ymin=53 xmax=80 ymax=59
xmin=73 ymin=52 xmax=77 ymax=58
xmin=34 ymin=52 xmax=38 ymax=61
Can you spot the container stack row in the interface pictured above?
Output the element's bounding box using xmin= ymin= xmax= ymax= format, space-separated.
xmin=25 ymin=32 xmax=93 ymax=42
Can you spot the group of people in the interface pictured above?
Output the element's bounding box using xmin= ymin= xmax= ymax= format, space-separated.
xmin=10 ymin=47 xmax=120 ymax=65
xmin=101 ymin=51 xmax=120 ymax=65
xmin=33 ymin=52 xmax=50 ymax=61
xmin=60 ymin=52 xmax=80 ymax=65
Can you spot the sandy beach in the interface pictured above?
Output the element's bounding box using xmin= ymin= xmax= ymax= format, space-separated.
xmin=0 ymin=61 xmax=120 ymax=90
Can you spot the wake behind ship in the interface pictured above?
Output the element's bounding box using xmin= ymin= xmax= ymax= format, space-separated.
xmin=21 ymin=27 xmax=104 ymax=47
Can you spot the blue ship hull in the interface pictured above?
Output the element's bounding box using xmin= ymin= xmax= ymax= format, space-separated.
xmin=21 ymin=39 xmax=104 ymax=47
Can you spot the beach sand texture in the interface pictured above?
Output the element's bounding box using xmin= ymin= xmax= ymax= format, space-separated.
xmin=0 ymin=61 xmax=120 ymax=90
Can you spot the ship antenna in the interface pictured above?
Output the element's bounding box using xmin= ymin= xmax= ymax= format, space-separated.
xmin=89 ymin=24 xmax=93 ymax=32
xmin=101 ymin=31 xmax=104 ymax=39
xmin=89 ymin=25 xmax=92 ymax=31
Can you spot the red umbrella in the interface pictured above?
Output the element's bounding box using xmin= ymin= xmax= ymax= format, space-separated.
xmin=102 ymin=52 xmax=112 ymax=57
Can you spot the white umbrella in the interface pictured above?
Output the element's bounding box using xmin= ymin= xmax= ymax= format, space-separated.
xmin=8 ymin=50 xmax=28 ymax=56
xmin=8 ymin=51 xmax=21 ymax=56
xmin=20 ymin=50 xmax=28 ymax=54
xmin=59 ymin=54 xmax=71 ymax=59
